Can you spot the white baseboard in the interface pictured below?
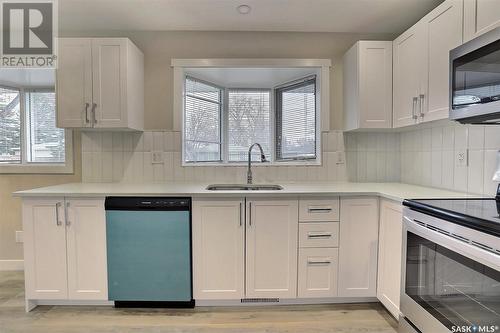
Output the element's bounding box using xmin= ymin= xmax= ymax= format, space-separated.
xmin=0 ymin=260 xmax=24 ymax=271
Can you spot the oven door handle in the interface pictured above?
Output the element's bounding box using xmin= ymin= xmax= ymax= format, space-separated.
xmin=404 ymin=216 xmax=500 ymax=272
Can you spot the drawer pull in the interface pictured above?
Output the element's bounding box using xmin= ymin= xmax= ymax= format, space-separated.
xmin=308 ymin=207 xmax=332 ymax=213
xmin=307 ymin=259 xmax=332 ymax=265
xmin=307 ymin=232 xmax=332 ymax=239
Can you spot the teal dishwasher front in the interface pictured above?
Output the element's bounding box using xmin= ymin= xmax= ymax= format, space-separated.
xmin=105 ymin=197 xmax=193 ymax=307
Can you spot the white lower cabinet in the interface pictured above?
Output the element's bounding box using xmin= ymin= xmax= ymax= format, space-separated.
xmin=245 ymin=198 xmax=298 ymax=298
xmin=338 ymin=197 xmax=379 ymax=298
xmin=192 ymin=199 xmax=245 ymax=300
xmin=298 ymin=248 xmax=338 ymax=298
xmin=22 ymin=198 xmax=107 ymax=301
xmin=377 ymin=199 xmax=403 ymax=318
xmin=192 ymin=197 xmax=298 ymax=300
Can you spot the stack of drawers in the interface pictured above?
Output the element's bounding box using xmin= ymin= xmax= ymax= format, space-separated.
xmin=297 ymin=198 xmax=340 ymax=298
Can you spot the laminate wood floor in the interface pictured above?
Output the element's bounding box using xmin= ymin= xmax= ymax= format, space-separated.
xmin=0 ymin=271 xmax=397 ymax=333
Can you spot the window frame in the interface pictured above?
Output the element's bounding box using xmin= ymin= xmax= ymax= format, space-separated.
xmin=0 ymin=85 xmax=73 ymax=174
xmin=174 ymin=59 xmax=331 ymax=167
xmin=275 ymin=75 xmax=318 ymax=162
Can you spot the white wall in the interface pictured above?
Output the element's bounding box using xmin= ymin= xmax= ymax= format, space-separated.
xmin=81 ymin=130 xmax=347 ymax=183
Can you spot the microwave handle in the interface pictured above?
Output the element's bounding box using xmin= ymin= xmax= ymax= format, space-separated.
xmin=419 ymin=94 xmax=425 ymax=118
xmin=412 ymin=97 xmax=418 ymax=120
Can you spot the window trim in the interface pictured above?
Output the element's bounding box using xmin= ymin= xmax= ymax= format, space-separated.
xmin=275 ymin=75 xmax=318 ymax=162
xmin=0 ymin=85 xmax=73 ymax=174
xmin=173 ymin=59 xmax=331 ymax=167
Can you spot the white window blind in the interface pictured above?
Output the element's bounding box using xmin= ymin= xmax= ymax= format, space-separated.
xmin=0 ymin=87 xmax=21 ymax=163
xmin=184 ymin=76 xmax=223 ymax=162
xmin=276 ymin=77 xmax=316 ymax=160
xmin=228 ymin=89 xmax=271 ymax=162
xmin=26 ymin=90 xmax=65 ymax=163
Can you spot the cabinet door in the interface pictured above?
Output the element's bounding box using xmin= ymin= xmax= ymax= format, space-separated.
xmin=246 ymin=199 xmax=298 ymax=299
xmin=377 ymin=200 xmax=403 ymax=319
xmin=66 ymin=198 xmax=108 ymax=300
xmin=338 ymin=197 xmax=379 ymax=297
xmin=192 ymin=199 xmax=245 ymax=300
xmin=298 ymin=248 xmax=338 ymax=298
xmin=393 ymin=24 xmax=424 ymax=128
xmin=22 ymin=198 xmax=68 ymax=300
xmin=359 ymin=41 xmax=393 ymax=129
xmin=91 ymin=39 xmax=127 ymax=128
xmin=464 ymin=0 xmax=500 ymax=42
xmin=422 ymin=0 xmax=463 ymax=123
xmin=57 ymin=38 xmax=93 ymax=128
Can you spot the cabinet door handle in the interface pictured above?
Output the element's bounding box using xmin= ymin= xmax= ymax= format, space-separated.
xmin=412 ymin=97 xmax=418 ymax=120
xmin=239 ymin=202 xmax=242 ymax=227
xmin=248 ymin=202 xmax=252 ymax=227
xmin=55 ymin=202 xmax=62 ymax=226
xmin=419 ymin=94 xmax=425 ymax=118
xmin=307 ymin=232 xmax=332 ymax=239
xmin=307 ymin=259 xmax=332 ymax=265
xmin=84 ymin=103 xmax=90 ymax=124
xmin=65 ymin=201 xmax=71 ymax=226
xmin=308 ymin=207 xmax=332 ymax=213
xmin=91 ymin=103 xmax=97 ymax=125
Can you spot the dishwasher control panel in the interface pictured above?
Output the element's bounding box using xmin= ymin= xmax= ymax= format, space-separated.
xmin=105 ymin=197 xmax=191 ymax=211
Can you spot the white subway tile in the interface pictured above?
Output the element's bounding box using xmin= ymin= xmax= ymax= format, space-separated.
xmin=153 ymin=131 xmax=164 ymax=151
xmin=468 ymin=126 xmax=485 ymax=150
xmin=81 ymin=133 xmax=92 ymax=152
xmin=143 ymin=152 xmax=154 ymax=182
xmin=441 ymin=150 xmax=454 ymax=189
xmin=483 ymin=150 xmax=500 ymax=196
xmin=112 ymin=151 xmax=124 ymax=182
xmin=421 ymin=129 xmax=432 ymax=152
xmin=431 ymin=151 xmax=442 ymax=188
xmin=82 ymin=152 xmax=92 ymax=182
xmin=131 ymin=152 xmax=144 ymax=182
xmin=101 ymin=133 xmax=113 ymax=152
xmin=91 ymin=152 xmax=102 ymax=182
xmin=454 ymin=125 xmax=468 ymax=150
xmin=431 ymin=127 xmax=443 ymax=151
xmin=153 ymin=163 xmax=165 ymax=182
xmin=142 ymin=132 xmax=153 ymax=152
xmin=421 ymin=151 xmax=432 ymax=187
xmin=467 ymin=150 xmax=484 ymax=195
xmin=357 ymin=151 xmax=367 ymax=182
xmin=163 ymin=152 xmax=174 ymax=181
xmin=101 ymin=152 xmax=113 ymax=182
xmin=453 ymin=162 xmax=468 ymax=192
xmin=485 ymin=127 xmax=500 ymax=149
xmin=173 ymin=131 xmax=182 ymax=152
xmin=443 ymin=126 xmax=455 ymax=150
xmin=112 ymin=132 xmax=123 ymax=152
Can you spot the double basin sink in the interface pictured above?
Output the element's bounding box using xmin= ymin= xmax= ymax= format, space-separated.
xmin=206 ymin=184 xmax=283 ymax=191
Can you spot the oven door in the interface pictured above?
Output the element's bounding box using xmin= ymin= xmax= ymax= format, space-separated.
xmin=401 ymin=215 xmax=500 ymax=333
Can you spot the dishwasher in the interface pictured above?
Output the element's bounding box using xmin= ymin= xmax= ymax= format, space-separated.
xmin=105 ymin=197 xmax=193 ymax=307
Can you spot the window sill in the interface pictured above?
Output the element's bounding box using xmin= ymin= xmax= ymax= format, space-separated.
xmin=182 ymin=160 xmax=321 ymax=167
xmin=0 ymin=163 xmax=74 ymax=174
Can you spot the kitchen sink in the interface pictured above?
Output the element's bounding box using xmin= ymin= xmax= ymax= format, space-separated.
xmin=206 ymin=184 xmax=283 ymax=191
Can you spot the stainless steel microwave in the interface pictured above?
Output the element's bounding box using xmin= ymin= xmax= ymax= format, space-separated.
xmin=450 ymin=27 xmax=500 ymax=124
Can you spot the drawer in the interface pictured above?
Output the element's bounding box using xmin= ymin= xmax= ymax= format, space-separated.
xmin=299 ymin=198 xmax=339 ymax=222
xmin=299 ymin=222 xmax=339 ymax=248
xmin=298 ymin=247 xmax=338 ymax=298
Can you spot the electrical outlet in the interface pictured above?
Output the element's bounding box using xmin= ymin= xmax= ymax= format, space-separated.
xmin=15 ymin=231 xmax=23 ymax=243
xmin=336 ymin=151 xmax=345 ymax=164
xmin=151 ymin=151 xmax=164 ymax=164
xmin=456 ymin=149 xmax=468 ymax=167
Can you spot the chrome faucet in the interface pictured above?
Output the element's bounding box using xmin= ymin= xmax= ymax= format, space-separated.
xmin=247 ymin=143 xmax=268 ymax=184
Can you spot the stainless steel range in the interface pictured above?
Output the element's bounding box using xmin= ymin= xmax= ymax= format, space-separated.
xmin=399 ymin=189 xmax=500 ymax=332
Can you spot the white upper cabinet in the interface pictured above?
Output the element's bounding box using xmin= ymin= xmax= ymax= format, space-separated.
xmin=57 ymin=38 xmax=144 ymax=131
xmin=343 ymin=41 xmax=393 ymax=131
xmin=338 ymin=197 xmax=379 ymax=298
xmin=192 ymin=199 xmax=245 ymax=300
xmin=393 ymin=23 xmax=425 ymax=128
xmin=421 ymin=0 xmax=463 ymax=122
xmin=393 ymin=0 xmax=463 ymax=127
xmin=464 ymin=0 xmax=500 ymax=42
xmin=245 ymin=198 xmax=298 ymax=299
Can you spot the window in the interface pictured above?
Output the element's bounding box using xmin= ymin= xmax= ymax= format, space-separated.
xmin=276 ymin=77 xmax=316 ymax=161
xmin=0 ymin=87 xmax=21 ymax=163
xmin=184 ymin=77 xmax=222 ymax=162
xmin=0 ymin=85 xmax=70 ymax=172
xmin=228 ymin=89 xmax=271 ymax=162
xmin=183 ymin=72 xmax=319 ymax=165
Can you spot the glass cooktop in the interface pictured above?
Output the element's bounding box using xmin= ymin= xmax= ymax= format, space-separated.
xmin=403 ymin=198 xmax=500 ymax=237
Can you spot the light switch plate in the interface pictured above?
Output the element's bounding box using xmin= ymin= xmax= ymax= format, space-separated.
xmin=15 ymin=231 xmax=23 ymax=243
xmin=151 ymin=151 xmax=164 ymax=164
xmin=456 ymin=149 xmax=468 ymax=167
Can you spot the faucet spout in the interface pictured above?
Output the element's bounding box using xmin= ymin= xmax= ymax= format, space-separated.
xmin=247 ymin=143 xmax=267 ymax=184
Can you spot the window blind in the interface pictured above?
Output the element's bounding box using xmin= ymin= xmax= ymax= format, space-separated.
xmin=275 ymin=77 xmax=316 ymax=160
xmin=0 ymin=87 xmax=21 ymax=163
xmin=184 ymin=76 xmax=223 ymax=162
xmin=228 ymin=89 xmax=271 ymax=162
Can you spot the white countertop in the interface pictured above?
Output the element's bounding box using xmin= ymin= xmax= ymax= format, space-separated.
xmin=13 ymin=182 xmax=483 ymax=202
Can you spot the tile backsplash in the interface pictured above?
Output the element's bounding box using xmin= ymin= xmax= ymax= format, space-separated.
xmin=81 ymin=131 xmax=348 ymax=183
xmin=81 ymin=121 xmax=500 ymax=196
xmin=399 ymin=120 xmax=500 ymax=196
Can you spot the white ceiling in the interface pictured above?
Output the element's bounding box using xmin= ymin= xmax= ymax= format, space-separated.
xmin=185 ymin=67 xmax=319 ymax=88
xmin=59 ymin=0 xmax=444 ymax=34
xmin=0 ymin=69 xmax=55 ymax=88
